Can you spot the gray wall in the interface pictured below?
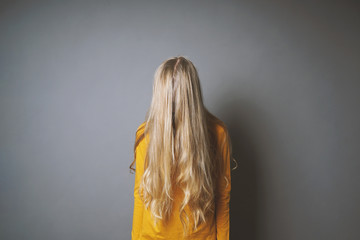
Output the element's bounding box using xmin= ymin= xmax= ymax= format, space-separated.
xmin=1 ymin=0 xmax=359 ymax=239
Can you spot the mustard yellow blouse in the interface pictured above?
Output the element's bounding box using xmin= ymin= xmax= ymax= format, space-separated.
xmin=131 ymin=122 xmax=231 ymax=239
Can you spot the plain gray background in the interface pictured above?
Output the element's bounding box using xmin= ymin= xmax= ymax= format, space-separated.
xmin=1 ymin=0 xmax=359 ymax=239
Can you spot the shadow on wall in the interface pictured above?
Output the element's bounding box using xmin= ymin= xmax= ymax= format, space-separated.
xmin=217 ymin=98 xmax=263 ymax=240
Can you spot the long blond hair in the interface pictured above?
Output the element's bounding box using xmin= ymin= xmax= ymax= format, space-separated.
xmin=129 ymin=56 xmax=237 ymax=237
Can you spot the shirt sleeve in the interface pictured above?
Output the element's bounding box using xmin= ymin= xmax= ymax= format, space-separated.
xmin=215 ymin=129 xmax=231 ymax=240
xmin=131 ymin=143 xmax=145 ymax=240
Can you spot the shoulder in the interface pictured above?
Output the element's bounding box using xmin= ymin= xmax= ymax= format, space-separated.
xmin=135 ymin=121 xmax=147 ymax=152
xmin=136 ymin=121 xmax=146 ymax=136
xmin=213 ymin=121 xmax=231 ymax=157
xmin=205 ymin=110 xmax=229 ymax=141
xmin=135 ymin=121 xmax=147 ymax=140
xmin=214 ymin=121 xmax=229 ymax=141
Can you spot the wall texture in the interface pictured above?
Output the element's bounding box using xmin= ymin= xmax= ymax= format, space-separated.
xmin=0 ymin=0 xmax=359 ymax=239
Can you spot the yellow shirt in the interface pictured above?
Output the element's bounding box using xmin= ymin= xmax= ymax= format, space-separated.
xmin=131 ymin=122 xmax=231 ymax=239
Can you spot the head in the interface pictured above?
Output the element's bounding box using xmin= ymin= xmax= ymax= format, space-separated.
xmin=130 ymin=56 xmax=233 ymax=237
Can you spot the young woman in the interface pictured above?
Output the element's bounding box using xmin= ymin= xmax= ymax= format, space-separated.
xmin=129 ymin=56 xmax=237 ymax=240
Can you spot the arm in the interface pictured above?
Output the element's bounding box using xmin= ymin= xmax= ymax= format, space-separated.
xmin=215 ymin=129 xmax=232 ymax=240
xmin=131 ymin=143 xmax=145 ymax=240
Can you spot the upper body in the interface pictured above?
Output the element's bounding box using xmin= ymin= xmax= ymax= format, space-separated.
xmin=131 ymin=121 xmax=232 ymax=240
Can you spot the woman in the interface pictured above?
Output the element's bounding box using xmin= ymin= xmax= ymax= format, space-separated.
xmin=129 ymin=56 xmax=237 ymax=239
